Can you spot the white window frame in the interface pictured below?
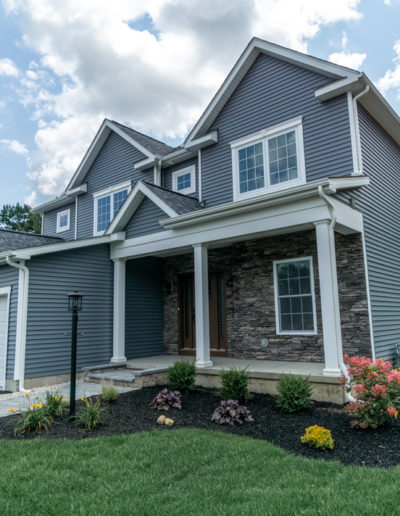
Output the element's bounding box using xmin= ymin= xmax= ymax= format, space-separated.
xmin=273 ymin=256 xmax=317 ymax=336
xmin=56 ymin=209 xmax=70 ymax=233
xmin=172 ymin=165 xmax=196 ymax=195
xmin=93 ymin=180 xmax=131 ymax=236
xmin=231 ymin=117 xmax=306 ymax=201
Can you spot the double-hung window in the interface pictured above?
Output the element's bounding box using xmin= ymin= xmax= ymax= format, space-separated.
xmin=172 ymin=166 xmax=196 ymax=195
xmin=93 ymin=181 xmax=131 ymax=235
xmin=274 ymin=257 xmax=317 ymax=335
xmin=56 ymin=209 xmax=70 ymax=233
xmin=231 ymin=117 xmax=305 ymax=200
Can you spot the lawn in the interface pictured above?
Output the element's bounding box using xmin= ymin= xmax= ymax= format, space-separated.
xmin=0 ymin=428 xmax=398 ymax=516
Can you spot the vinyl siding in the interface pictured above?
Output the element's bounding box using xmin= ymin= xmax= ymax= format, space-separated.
xmin=163 ymin=158 xmax=198 ymax=199
xmin=125 ymin=198 xmax=166 ymax=239
xmin=201 ymin=53 xmax=354 ymax=207
xmin=76 ymin=132 xmax=153 ymax=239
xmin=0 ymin=266 xmax=19 ymax=379
xmin=42 ymin=202 xmax=76 ymax=240
xmin=25 ymin=245 xmax=113 ymax=378
xmin=125 ymin=257 xmax=164 ymax=358
xmin=343 ymin=104 xmax=400 ymax=361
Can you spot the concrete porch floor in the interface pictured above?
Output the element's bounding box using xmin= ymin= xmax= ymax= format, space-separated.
xmin=127 ymin=355 xmax=326 ymax=378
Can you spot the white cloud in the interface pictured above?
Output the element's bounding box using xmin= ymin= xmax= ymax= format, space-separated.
xmin=3 ymin=0 xmax=362 ymax=205
xmin=0 ymin=57 xmax=19 ymax=77
xmin=377 ymin=40 xmax=400 ymax=96
xmin=328 ymin=51 xmax=366 ymax=70
xmin=0 ymin=138 xmax=28 ymax=154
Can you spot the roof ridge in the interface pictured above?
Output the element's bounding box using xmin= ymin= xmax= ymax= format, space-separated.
xmin=109 ymin=120 xmax=174 ymax=150
xmin=0 ymin=228 xmax=63 ymax=240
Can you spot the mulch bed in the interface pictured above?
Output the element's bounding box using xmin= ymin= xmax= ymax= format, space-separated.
xmin=1 ymin=386 xmax=399 ymax=468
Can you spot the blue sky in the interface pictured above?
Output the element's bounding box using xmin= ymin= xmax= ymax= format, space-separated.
xmin=0 ymin=0 xmax=399 ymax=209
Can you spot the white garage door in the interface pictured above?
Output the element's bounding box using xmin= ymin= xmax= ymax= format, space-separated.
xmin=0 ymin=288 xmax=10 ymax=391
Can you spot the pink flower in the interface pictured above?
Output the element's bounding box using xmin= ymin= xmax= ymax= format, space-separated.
xmin=387 ymin=406 xmax=397 ymax=416
xmin=371 ymin=384 xmax=387 ymax=397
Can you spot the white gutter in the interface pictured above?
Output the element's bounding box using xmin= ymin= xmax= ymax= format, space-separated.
xmin=5 ymin=256 xmax=29 ymax=392
xmin=352 ymin=85 xmax=369 ymax=176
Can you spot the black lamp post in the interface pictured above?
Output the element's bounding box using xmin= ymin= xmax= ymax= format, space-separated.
xmin=67 ymin=291 xmax=83 ymax=417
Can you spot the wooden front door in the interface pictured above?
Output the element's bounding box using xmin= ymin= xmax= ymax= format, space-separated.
xmin=178 ymin=272 xmax=227 ymax=356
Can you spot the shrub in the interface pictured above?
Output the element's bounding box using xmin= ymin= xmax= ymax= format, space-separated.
xmin=44 ymin=391 xmax=65 ymax=418
xmin=211 ymin=400 xmax=253 ymax=426
xmin=220 ymin=368 xmax=251 ymax=403
xmin=276 ymin=375 xmax=313 ymax=413
xmin=14 ymin=401 xmax=51 ymax=435
xmin=301 ymin=425 xmax=334 ymax=450
xmin=75 ymin=396 xmax=108 ymax=430
xmin=167 ymin=361 xmax=196 ymax=391
xmin=150 ymin=388 xmax=182 ymax=411
xmin=101 ymin=383 xmax=120 ymax=403
xmin=342 ymin=354 xmax=400 ymax=429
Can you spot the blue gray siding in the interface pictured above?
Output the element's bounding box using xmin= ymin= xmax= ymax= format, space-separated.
xmin=43 ymin=202 xmax=75 ymax=240
xmin=201 ymin=54 xmax=354 ymax=207
xmin=76 ymin=132 xmax=153 ymax=239
xmin=0 ymin=266 xmax=19 ymax=379
xmin=163 ymin=158 xmax=198 ymax=199
xmin=344 ymin=104 xmax=400 ymax=361
xmin=125 ymin=198 xmax=166 ymax=239
xmin=25 ymin=245 xmax=113 ymax=378
xmin=125 ymin=258 xmax=164 ymax=358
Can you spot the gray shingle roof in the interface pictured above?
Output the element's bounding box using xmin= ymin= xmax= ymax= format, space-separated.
xmin=144 ymin=183 xmax=204 ymax=215
xmin=110 ymin=120 xmax=176 ymax=157
xmin=0 ymin=229 xmax=63 ymax=253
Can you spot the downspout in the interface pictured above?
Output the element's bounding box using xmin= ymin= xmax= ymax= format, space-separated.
xmin=198 ymin=149 xmax=202 ymax=203
xmin=154 ymin=158 xmax=162 ymax=187
xmin=318 ymin=186 xmax=354 ymax=401
xmin=352 ymin=85 xmax=369 ymax=175
xmin=6 ymin=256 xmax=29 ymax=392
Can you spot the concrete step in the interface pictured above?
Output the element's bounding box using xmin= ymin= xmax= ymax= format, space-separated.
xmin=87 ymin=369 xmax=136 ymax=387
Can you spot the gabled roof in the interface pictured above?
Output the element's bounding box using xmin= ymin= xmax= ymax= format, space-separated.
xmin=110 ymin=121 xmax=175 ymax=156
xmin=106 ymin=181 xmax=204 ymax=235
xmin=185 ymin=37 xmax=359 ymax=144
xmin=0 ymin=229 xmax=63 ymax=253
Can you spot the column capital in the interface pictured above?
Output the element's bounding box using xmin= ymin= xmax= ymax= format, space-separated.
xmin=192 ymin=242 xmax=208 ymax=250
xmin=313 ymin=219 xmax=331 ymax=228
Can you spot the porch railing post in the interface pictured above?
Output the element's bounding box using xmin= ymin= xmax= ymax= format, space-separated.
xmin=193 ymin=243 xmax=213 ymax=368
xmin=314 ymin=220 xmax=343 ymax=377
xmin=112 ymin=258 xmax=127 ymax=363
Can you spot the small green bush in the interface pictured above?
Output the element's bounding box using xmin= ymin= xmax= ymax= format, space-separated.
xmin=220 ymin=367 xmax=251 ymax=403
xmin=14 ymin=402 xmax=51 ymax=435
xmin=75 ymin=396 xmax=109 ymax=430
xmin=44 ymin=391 xmax=65 ymax=418
xmin=167 ymin=361 xmax=196 ymax=391
xmin=101 ymin=383 xmax=120 ymax=403
xmin=276 ymin=375 xmax=313 ymax=413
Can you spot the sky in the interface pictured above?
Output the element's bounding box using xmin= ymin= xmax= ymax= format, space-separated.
xmin=0 ymin=0 xmax=400 ymax=209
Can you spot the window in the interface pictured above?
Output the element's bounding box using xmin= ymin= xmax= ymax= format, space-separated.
xmin=172 ymin=166 xmax=196 ymax=195
xmin=93 ymin=181 xmax=131 ymax=235
xmin=56 ymin=209 xmax=70 ymax=233
xmin=274 ymin=257 xmax=317 ymax=335
xmin=231 ymin=117 xmax=305 ymax=200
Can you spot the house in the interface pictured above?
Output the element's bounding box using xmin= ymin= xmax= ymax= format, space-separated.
xmin=1 ymin=38 xmax=399 ymax=402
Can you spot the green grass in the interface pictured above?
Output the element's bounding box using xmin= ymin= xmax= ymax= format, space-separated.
xmin=0 ymin=429 xmax=398 ymax=515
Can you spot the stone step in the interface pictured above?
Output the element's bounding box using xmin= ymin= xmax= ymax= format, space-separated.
xmin=87 ymin=369 xmax=136 ymax=387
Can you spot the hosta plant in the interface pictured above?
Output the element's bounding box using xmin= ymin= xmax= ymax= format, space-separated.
xmin=150 ymin=388 xmax=183 ymax=411
xmin=342 ymin=354 xmax=400 ymax=429
xmin=75 ymin=396 xmax=109 ymax=430
xmin=301 ymin=425 xmax=334 ymax=451
xmin=211 ymin=400 xmax=253 ymax=426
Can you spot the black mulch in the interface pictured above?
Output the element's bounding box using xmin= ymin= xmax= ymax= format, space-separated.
xmin=1 ymin=386 xmax=399 ymax=468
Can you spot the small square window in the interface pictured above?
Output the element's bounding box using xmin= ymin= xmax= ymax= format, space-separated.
xmin=172 ymin=166 xmax=196 ymax=195
xmin=56 ymin=209 xmax=70 ymax=233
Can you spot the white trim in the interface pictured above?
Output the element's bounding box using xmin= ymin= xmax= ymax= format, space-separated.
xmin=112 ymin=259 xmax=127 ymax=363
xmin=93 ymin=181 xmax=132 ymax=236
xmin=41 ymin=213 xmax=44 ymax=235
xmin=361 ymin=225 xmax=376 ymax=361
xmin=231 ymin=119 xmax=306 ymax=201
xmin=32 ymin=184 xmax=87 ymax=214
xmin=172 ymin=165 xmax=196 ymax=195
xmin=74 ymin=197 xmax=78 ymax=240
xmin=0 ymin=286 xmax=11 ymax=390
xmin=347 ymin=92 xmax=360 ymax=175
xmin=273 ymin=256 xmax=317 ymax=336
xmin=56 ymin=209 xmax=70 ymax=233
xmin=193 ymin=244 xmax=212 ymax=367
xmin=198 ymin=149 xmax=202 ymax=203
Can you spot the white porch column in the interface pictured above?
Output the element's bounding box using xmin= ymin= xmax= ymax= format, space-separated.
xmin=112 ymin=258 xmax=127 ymax=363
xmin=315 ymin=220 xmax=343 ymax=377
xmin=193 ymin=243 xmax=213 ymax=368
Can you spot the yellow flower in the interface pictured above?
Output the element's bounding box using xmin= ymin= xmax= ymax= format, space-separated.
xmin=36 ymin=403 xmax=43 ymax=408
xmin=25 ymin=392 xmax=29 ymax=397
xmin=396 ymin=411 xmax=398 ymax=419
xmin=31 ymin=403 xmax=35 ymax=408
xmin=8 ymin=408 xmax=14 ymax=412
xmin=80 ymin=397 xmax=85 ymax=401
xmin=56 ymin=397 xmax=60 ymax=402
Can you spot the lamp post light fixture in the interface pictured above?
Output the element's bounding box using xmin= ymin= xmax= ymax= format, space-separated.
xmin=67 ymin=291 xmax=83 ymax=417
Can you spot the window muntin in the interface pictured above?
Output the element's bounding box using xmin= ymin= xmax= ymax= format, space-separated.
xmin=93 ymin=182 xmax=130 ymax=235
xmin=56 ymin=209 xmax=70 ymax=233
xmin=113 ymin=189 xmax=128 ymax=216
xmin=274 ymin=258 xmax=316 ymax=335
xmin=268 ymin=130 xmax=297 ymax=185
xmin=238 ymin=142 xmax=265 ymax=194
xmin=172 ymin=166 xmax=196 ymax=195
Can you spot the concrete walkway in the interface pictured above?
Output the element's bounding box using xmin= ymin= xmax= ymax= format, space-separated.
xmin=0 ymin=381 xmax=135 ymax=418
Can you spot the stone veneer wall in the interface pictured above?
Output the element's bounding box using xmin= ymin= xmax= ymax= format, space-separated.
xmin=163 ymin=230 xmax=371 ymax=362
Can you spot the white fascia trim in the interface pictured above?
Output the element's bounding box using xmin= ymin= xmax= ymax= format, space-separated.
xmin=347 ymin=92 xmax=361 ymax=176
xmin=92 ymin=180 xmax=132 ymax=200
xmin=106 ymin=181 xmax=178 ymax=235
xmin=185 ymin=131 xmax=218 ymax=151
xmin=32 ymin=184 xmax=87 ymax=214
xmin=273 ymin=256 xmax=318 ymax=336
xmin=315 ymin=76 xmax=362 ymax=102
xmin=10 ymin=233 xmax=125 ymax=260
xmin=361 ymin=224 xmax=376 ymax=361
xmin=0 ymin=286 xmax=11 ymax=390
xmin=106 ymin=121 xmax=154 ymax=159
xmin=172 ymin=165 xmax=196 ymax=195
xmin=230 ymin=116 xmax=303 ymax=148
xmin=56 ymin=209 xmax=71 ymax=233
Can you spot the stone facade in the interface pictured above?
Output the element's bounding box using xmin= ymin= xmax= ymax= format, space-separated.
xmin=163 ymin=230 xmax=371 ymax=363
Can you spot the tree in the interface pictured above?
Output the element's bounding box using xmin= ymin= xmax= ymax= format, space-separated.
xmin=0 ymin=203 xmax=42 ymax=234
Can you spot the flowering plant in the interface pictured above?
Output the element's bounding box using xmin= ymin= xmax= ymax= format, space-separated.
xmin=211 ymin=400 xmax=253 ymax=426
xmin=301 ymin=425 xmax=334 ymax=450
xmin=149 ymin=389 xmax=183 ymax=411
xmin=13 ymin=394 xmax=51 ymax=435
xmin=342 ymin=354 xmax=400 ymax=428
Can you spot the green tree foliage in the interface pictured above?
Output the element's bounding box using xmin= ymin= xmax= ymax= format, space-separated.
xmin=0 ymin=203 xmax=42 ymax=234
